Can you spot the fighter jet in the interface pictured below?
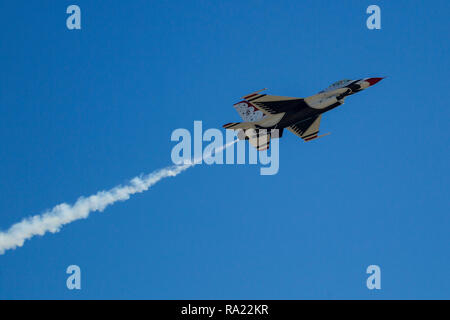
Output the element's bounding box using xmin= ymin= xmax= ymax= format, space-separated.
xmin=223 ymin=77 xmax=384 ymax=150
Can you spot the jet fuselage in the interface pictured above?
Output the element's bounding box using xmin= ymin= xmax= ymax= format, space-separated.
xmin=254 ymin=77 xmax=384 ymax=130
xmin=223 ymin=77 xmax=384 ymax=149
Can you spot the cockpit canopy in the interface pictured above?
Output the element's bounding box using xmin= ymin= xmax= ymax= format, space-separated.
xmin=320 ymin=79 xmax=353 ymax=93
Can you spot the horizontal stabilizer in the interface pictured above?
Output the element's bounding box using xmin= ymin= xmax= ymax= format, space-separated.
xmin=242 ymin=88 xmax=268 ymax=100
xmin=222 ymin=122 xmax=255 ymax=130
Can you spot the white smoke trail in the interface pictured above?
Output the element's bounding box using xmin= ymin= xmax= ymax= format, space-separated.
xmin=0 ymin=140 xmax=237 ymax=255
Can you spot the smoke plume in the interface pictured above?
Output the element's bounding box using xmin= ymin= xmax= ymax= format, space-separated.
xmin=0 ymin=140 xmax=236 ymax=255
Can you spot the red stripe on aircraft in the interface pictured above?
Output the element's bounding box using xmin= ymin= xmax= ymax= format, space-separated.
xmin=244 ymin=93 xmax=258 ymax=99
xmin=304 ymin=136 xmax=318 ymax=141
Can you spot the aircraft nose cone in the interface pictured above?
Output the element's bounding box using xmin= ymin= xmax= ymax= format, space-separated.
xmin=366 ymin=77 xmax=384 ymax=86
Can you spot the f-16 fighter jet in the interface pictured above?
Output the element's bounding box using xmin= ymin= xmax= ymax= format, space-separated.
xmin=223 ymin=77 xmax=384 ymax=150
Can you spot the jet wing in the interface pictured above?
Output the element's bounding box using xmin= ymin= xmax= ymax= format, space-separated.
xmin=241 ymin=90 xmax=303 ymax=115
xmin=287 ymin=115 xmax=323 ymax=142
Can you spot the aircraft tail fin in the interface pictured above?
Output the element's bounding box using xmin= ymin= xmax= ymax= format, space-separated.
xmin=233 ymin=100 xmax=266 ymax=122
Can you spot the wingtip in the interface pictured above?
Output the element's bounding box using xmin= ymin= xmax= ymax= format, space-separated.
xmin=242 ymin=88 xmax=268 ymax=100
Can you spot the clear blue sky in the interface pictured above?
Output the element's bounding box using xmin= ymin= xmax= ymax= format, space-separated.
xmin=0 ymin=0 xmax=449 ymax=299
